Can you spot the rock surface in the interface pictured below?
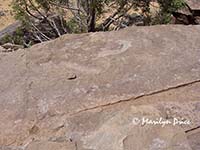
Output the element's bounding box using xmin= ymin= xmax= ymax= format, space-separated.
xmin=185 ymin=0 xmax=200 ymax=10
xmin=0 ymin=25 xmax=200 ymax=150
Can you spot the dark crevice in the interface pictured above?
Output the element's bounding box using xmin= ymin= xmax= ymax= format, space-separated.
xmin=70 ymin=79 xmax=200 ymax=116
xmin=185 ymin=125 xmax=200 ymax=133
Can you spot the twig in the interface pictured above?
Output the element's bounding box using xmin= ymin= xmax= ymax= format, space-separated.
xmin=49 ymin=1 xmax=84 ymax=13
xmin=31 ymin=23 xmax=51 ymax=40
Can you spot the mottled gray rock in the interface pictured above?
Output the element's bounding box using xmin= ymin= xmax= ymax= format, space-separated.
xmin=0 ymin=22 xmax=21 ymax=40
xmin=0 ymin=25 xmax=200 ymax=150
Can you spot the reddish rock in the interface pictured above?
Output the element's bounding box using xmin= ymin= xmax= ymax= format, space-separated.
xmin=0 ymin=25 xmax=200 ymax=150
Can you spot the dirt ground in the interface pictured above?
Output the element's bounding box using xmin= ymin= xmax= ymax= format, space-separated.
xmin=0 ymin=0 xmax=15 ymax=30
xmin=0 ymin=1 xmax=160 ymax=31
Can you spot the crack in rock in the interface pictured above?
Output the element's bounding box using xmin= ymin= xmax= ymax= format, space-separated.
xmin=70 ymin=79 xmax=200 ymax=116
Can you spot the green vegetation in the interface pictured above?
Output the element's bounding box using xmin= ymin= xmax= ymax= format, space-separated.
xmin=0 ymin=27 xmax=26 ymax=46
xmin=0 ymin=0 xmax=186 ymax=47
xmin=155 ymin=0 xmax=186 ymax=24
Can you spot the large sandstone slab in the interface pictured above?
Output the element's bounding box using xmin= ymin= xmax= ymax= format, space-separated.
xmin=0 ymin=25 xmax=200 ymax=150
xmin=25 ymin=25 xmax=200 ymax=116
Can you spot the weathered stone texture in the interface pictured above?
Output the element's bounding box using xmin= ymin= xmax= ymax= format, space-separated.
xmin=0 ymin=25 xmax=200 ymax=150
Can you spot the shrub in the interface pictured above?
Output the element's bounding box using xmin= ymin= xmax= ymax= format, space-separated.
xmin=0 ymin=0 xmax=187 ymax=47
xmin=155 ymin=0 xmax=186 ymax=24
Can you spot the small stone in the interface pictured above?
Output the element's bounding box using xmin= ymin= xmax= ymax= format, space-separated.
xmin=0 ymin=11 xmax=5 ymax=16
xmin=67 ymin=73 xmax=77 ymax=80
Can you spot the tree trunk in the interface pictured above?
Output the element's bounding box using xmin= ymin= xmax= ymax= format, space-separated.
xmin=88 ymin=7 xmax=96 ymax=32
xmin=87 ymin=0 xmax=96 ymax=32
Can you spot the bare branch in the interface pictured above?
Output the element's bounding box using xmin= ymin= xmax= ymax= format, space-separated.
xmin=31 ymin=23 xmax=51 ymax=41
xmin=49 ymin=1 xmax=84 ymax=13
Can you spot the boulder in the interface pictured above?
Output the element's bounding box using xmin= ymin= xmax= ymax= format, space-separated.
xmin=0 ymin=25 xmax=200 ymax=150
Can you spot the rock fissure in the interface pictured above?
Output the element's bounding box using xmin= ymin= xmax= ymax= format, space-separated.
xmin=185 ymin=125 xmax=200 ymax=133
xmin=1 ymin=25 xmax=200 ymax=150
xmin=70 ymin=79 xmax=200 ymax=116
